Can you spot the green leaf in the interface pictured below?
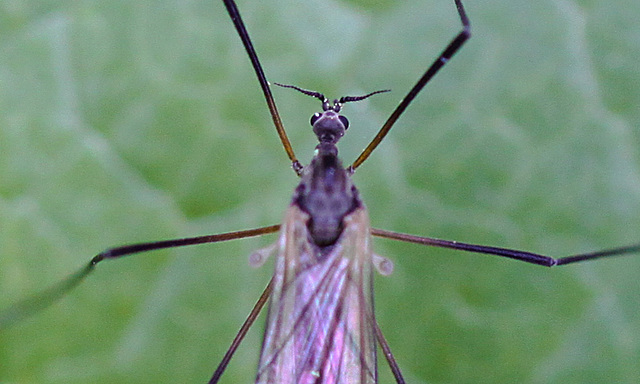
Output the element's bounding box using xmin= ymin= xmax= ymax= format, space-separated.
xmin=1 ymin=0 xmax=639 ymax=383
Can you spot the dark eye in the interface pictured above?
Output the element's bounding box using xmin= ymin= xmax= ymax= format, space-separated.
xmin=339 ymin=115 xmax=349 ymax=130
xmin=310 ymin=113 xmax=321 ymax=126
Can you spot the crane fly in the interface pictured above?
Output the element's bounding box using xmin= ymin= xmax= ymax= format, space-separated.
xmin=2 ymin=0 xmax=639 ymax=383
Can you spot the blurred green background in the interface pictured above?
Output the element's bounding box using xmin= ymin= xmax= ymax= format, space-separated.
xmin=1 ymin=0 xmax=640 ymax=383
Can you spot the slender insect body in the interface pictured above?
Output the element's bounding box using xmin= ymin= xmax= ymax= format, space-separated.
xmin=256 ymin=95 xmax=379 ymax=383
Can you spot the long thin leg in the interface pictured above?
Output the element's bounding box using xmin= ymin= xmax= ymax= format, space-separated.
xmin=373 ymin=320 xmax=406 ymax=384
xmin=0 ymin=224 xmax=280 ymax=329
xmin=222 ymin=0 xmax=302 ymax=175
xmin=372 ymin=228 xmax=640 ymax=266
xmin=350 ymin=0 xmax=471 ymax=172
xmin=209 ymin=277 xmax=274 ymax=384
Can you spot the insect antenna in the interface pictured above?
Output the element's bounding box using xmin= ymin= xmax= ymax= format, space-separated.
xmin=273 ymin=83 xmax=327 ymax=102
xmin=338 ymin=90 xmax=391 ymax=104
xmin=274 ymin=82 xmax=390 ymax=112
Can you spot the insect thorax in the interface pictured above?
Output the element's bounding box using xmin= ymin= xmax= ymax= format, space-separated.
xmin=293 ymin=142 xmax=361 ymax=247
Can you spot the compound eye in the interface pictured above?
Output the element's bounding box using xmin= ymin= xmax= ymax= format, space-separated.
xmin=310 ymin=113 xmax=321 ymax=126
xmin=338 ymin=115 xmax=349 ymax=130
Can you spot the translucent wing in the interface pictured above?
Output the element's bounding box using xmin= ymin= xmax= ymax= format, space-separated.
xmin=256 ymin=205 xmax=377 ymax=384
